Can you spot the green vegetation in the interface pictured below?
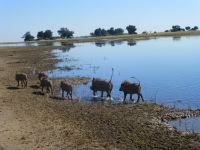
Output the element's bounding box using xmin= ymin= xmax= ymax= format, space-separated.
xmin=126 ymin=25 xmax=137 ymax=34
xmin=57 ymin=28 xmax=74 ymax=38
xmin=91 ymin=27 xmax=124 ymax=36
xmin=21 ymin=25 xmax=200 ymax=42
xmin=22 ymin=32 xmax=35 ymax=41
xmin=165 ymin=25 xmax=199 ymax=32
xmin=36 ymin=30 xmax=53 ymax=40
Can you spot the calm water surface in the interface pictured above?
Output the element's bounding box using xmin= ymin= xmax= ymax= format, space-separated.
xmin=44 ymin=36 xmax=200 ymax=109
xmin=169 ymin=117 xmax=200 ymax=133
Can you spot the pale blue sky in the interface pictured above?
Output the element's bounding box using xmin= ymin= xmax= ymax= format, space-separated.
xmin=0 ymin=0 xmax=200 ymax=42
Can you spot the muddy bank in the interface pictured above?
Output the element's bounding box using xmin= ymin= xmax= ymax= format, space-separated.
xmin=0 ymin=46 xmax=200 ymax=149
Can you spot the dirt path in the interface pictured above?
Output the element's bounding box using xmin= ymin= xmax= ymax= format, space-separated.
xmin=0 ymin=47 xmax=105 ymax=150
xmin=0 ymin=57 xmax=32 ymax=150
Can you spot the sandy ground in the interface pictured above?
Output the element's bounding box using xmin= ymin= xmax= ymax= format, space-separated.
xmin=0 ymin=46 xmax=200 ymax=150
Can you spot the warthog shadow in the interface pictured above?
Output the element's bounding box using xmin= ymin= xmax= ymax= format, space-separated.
xmin=49 ymin=95 xmax=66 ymax=101
xmin=7 ymin=86 xmax=20 ymax=90
xmin=32 ymin=91 xmax=45 ymax=96
xmin=30 ymin=85 xmax=40 ymax=89
xmin=0 ymin=145 xmax=4 ymax=150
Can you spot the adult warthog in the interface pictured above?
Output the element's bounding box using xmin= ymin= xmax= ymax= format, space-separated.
xmin=15 ymin=73 xmax=28 ymax=88
xmin=40 ymin=78 xmax=53 ymax=94
xmin=60 ymin=81 xmax=73 ymax=99
xmin=90 ymin=78 xmax=113 ymax=98
xmin=119 ymin=80 xmax=144 ymax=102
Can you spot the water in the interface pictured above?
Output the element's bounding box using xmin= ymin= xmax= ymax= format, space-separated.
xmin=0 ymin=41 xmax=75 ymax=47
xmin=169 ymin=117 xmax=200 ymax=133
xmin=45 ymin=36 xmax=199 ymax=109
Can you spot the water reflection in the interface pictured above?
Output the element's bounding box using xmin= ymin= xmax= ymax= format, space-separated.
xmin=0 ymin=41 xmax=76 ymax=47
xmin=127 ymin=41 xmax=137 ymax=46
xmin=172 ymin=36 xmax=182 ymax=41
xmin=95 ymin=42 xmax=106 ymax=47
xmin=1 ymin=40 xmax=136 ymax=47
xmin=47 ymin=36 xmax=200 ymax=109
xmin=95 ymin=40 xmax=135 ymax=47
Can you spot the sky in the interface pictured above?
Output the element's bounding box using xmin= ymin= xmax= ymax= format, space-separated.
xmin=0 ymin=0 xmax=200 ymax=42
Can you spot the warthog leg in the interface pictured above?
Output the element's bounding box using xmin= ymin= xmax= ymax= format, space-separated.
xmin=136 ymin=93 xmax=144 ymax=103
xmin=124 ymin=93 xmax=127 ymax=101
xmin=93 ymin=90 xmax=96 ymax=96
xmin=130 ymin=94 xmax=133 ymax=100
xmin=107 ymin=91 xmax=111 ymax=98
xmin=62 ymin=90 xmax=65 ymax=98
xmin=69 ymin=92 xmax=72 ymax=100
xmin=101 ymin=91 xmax=104 ymax=97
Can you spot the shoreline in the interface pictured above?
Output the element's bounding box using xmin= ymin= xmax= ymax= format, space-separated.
xmin=0 ymin=46 xmax=200 ymax=149
xmin=1 ymin=31 xmax=200 ymax=45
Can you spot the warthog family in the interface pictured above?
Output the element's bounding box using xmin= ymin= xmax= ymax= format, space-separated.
xmin=15 ymin=73 xmax=28 ymax=88
xmin=14 ymin=71 xmax=145 ymax=102
xmin=90 ymin=78 xmax=113 ymax=98
xmin=119 ymin=80 xmax=144 ymax=102
xmin=60 ymin=81 xmax=73 ymax=99
xmin=40 ymin=78 xmax=53 ymax=94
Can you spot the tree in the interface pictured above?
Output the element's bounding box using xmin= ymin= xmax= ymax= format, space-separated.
xmin=185 ymin=26 xmax=191 ymax=31
xmin=22 ymin=32 xmax=34 ymax=41
xmin=107 ymin=27 xmax=115 ymax=35
xmin=170 ymin=25 xmax=185 ymax=32
xmin=191 ymin=26 xmax=198 ymax=31
xmin=44 ymin=30 xmax=53 ymax=39
xmin=93 ymin=28 xmax=107 ymax=36
xmin=94 ymin=28 xmax=102 ymax=36
xmin=92 ymin=27 xmax=123 ymax=36
xmin=126 ymin=25 xmax=137 ymax=34
xmin=114 ymin=28 xmax=124 ymax=35
xmin=171 ymin=25 xmax=181 ymax=32
xmin=37 ymin=31 xmax=44 ymax=40
xmin=101 ymin=29 xmax=107 ymax=36
xmin=58 ymin=28 xmax=74 ymax=38
xmin=107 ymin=27 xmax=124 ymax=35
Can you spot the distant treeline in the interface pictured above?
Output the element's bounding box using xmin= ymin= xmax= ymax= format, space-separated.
xmin=22 ymin=25 xmax=199 ymax=41
xmin=165 ymin=25 xmax=198 ymax=32
xmin=90 ymin=25 xmax=137 ymax=36
xmin=22 ymin=28 xmax=74 ymax=41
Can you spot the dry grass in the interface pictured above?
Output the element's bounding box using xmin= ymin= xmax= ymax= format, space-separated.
xmin=1 ymin=31 xmax=200 ymax=45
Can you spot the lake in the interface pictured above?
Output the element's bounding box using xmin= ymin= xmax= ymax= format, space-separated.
xmin=169 ymin=117 xmax=200 ymax=133
xmin=45 ymin=36 xmax=200 ymax=109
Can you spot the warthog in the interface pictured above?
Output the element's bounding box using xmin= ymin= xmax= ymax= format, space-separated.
xmin=119 ymin=80 xmax=144 ymax=102
xmin=60 ymin=81 xmax=73 ymax=99
xmin=38 ymin=72 xmax=48 ymax=81
xmin=40 ymin=78 xmax=53 ymax=94
xmin=90 ymin=78 xmax=113 ymax=97
xmin=15 ymin=73 xmax=28 ymax=88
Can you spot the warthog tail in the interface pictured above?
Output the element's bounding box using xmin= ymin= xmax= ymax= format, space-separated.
xmin=109 ymin=68 xmax=114 ymax=82
xmin=130 ymin=76 xmax=140 ymax=85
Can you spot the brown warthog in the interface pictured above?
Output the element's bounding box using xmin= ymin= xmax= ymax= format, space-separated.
xmin=40 ymin=78 xmax=53 ymax=94
xmin=60 ymin=81 xmax=73 ymax=99
xmin=90 ymin=78 xmax=113 ymax=97
xmin=38 ymin=72 xmax=48 ymax=81
xmin=15 ymin=73 xmax=28 ymax=88
xmin=119 ymin=80 xmax=144 ymax=102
